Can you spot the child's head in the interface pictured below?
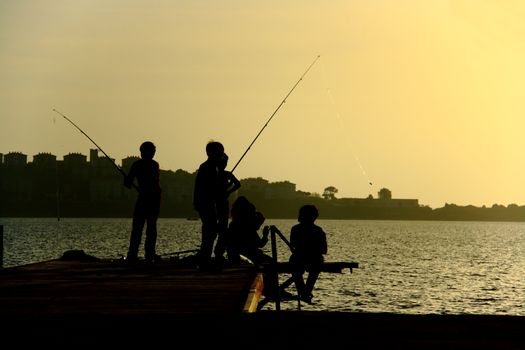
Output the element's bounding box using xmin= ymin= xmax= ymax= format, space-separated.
xmin=140 ymin=141 xmax=156 ymax=160
xmin=231 ymin=196 xmax=255 ymax=221
xmin=298 ymin=204 xmax=319 ymax=224
xmin=206 ymin=141 xmax=224 ymax=162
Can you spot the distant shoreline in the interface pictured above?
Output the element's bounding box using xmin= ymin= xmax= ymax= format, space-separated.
xmin=2 ymin=150 xmax=524 ymax=222
xmin=2 ymin=213 xmax=525 ymax=223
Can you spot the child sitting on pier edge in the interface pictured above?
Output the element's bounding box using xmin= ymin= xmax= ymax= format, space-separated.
xmin=289 ymin=204 xmax=327 ymax=303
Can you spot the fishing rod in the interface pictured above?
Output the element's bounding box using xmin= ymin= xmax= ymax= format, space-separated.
xmin=230 ymin=55 xmax=321 ymax=173
xmin=161 ymin=248 xmax=200 ymax=257
xmin=52 ymin=108 xmax=139 ymax=191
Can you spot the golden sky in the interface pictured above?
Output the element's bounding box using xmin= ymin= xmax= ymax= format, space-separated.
xmin=1 ymin=0 xmax=524 ymax=208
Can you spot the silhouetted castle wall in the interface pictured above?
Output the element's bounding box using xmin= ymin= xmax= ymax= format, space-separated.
xmin=1 ymin=149 xmax=524 ymax=221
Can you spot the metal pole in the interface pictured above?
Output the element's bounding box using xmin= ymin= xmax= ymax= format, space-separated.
xmin=1 ymin=225 xmax=3 ymax=268
xmin=270 ymin=225 xmax=292 ymax=250
xmin=270 ymin=229 xmax=280 ymax=311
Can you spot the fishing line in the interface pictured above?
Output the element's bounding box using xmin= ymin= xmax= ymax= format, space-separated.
xmin=320 ymin=62 xmax=374 ymax=190
xmin=230 ymin=55 xmax=321 ymax=173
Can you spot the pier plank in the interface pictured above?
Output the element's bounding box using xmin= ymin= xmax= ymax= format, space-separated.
xmin=0 ymin=257 xmax=522 ymax=349
xmin=0 ymin=258 xmax=263 ymax=315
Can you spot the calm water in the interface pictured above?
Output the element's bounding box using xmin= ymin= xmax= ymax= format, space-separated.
xmin=1 ymin=218 xmax=524 ymax=315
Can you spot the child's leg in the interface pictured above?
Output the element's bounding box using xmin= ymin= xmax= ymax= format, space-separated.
xmin=305 ymin=269 xmax=321 ymax=296
xmin=127 ymin=213 xmax=145 ymax=260
xmin=292 ymin=269 xmax=307 ymax=297
xmin=144 ymin=214 xmax=158 ymax=261
xmin=213 ymin=201 xmax=229 ymax=259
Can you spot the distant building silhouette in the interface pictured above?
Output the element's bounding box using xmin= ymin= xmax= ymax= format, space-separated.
xmin=33 ymin=153 xmax=57 ymax=168
xmin=5 ymin=148 xmax=521 ymax=222
xmin=338 ymin=197 xmax=419 ymax=208
xmin=122 ymin=155 xmax=141 ymax=173
xmin=4 ymin=152 xmax=27 ymax=168
xmin=378 ymin=188 xmax=392 ymax=200
xmin=0 ymin=149 xmax=197 ymax=217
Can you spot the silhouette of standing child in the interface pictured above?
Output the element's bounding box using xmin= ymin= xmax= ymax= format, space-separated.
xmin=193 ymin=141 xmax=225 ymax=269
xmin=289 ymin=204 xmax=327 ymax=303
xmin=124 ymin=141 xmax=162 ymax=263
xmin=213 ymin=153 xmax=241 ymax=262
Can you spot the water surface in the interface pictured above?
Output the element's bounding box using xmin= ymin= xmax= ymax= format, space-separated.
xmin=1 ymin=218 xmax=523 ymax=315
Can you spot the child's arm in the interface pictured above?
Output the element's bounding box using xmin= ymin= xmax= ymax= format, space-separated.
xmin=258 ymin=225 xmax=270 ymax=247
xmin=124 ymin=162 xmax=137 ymax=189
xmin=225 ymin=172 xmax=241 ymax=196
xmin=320 ymin=228 xmax=328 ymax=255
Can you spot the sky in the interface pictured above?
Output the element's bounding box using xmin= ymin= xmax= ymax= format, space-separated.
xmin=1 ymin=0 xmax=525 ymax=209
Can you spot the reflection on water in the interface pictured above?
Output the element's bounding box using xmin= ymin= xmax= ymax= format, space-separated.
xmin=1 ymin=218 xmax=523 ymax=315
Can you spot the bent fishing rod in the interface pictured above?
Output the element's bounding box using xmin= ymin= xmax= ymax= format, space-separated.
xmin=52 ymin=108 xmax=139 ymax=191
xmin=230 ymin=55 xmax=321 ymax=173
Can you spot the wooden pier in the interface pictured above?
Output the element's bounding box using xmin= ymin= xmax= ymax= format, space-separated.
xmin=0 ymin=250 xmax=357 ymax=315
xmin=0 ymin=253 xmax=265 ymax=316
xmin=1 ymin=252 xmax=522 ymax=349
